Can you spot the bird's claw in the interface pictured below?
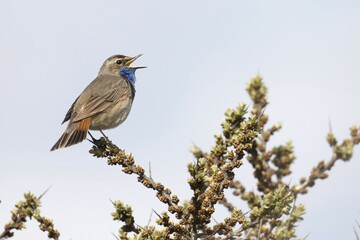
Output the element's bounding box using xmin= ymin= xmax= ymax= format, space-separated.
xmin=87 ymin=131 xmax=107 ymax=149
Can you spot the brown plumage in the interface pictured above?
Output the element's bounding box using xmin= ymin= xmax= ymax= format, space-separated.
xmin=51 ymin=118 xmax=91 ymax=150
xmin=51 ymin=54 xmax=145 ymax=151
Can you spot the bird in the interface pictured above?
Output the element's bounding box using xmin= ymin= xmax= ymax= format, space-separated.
xmin=50 ymin=54 xmax=145 ymax=151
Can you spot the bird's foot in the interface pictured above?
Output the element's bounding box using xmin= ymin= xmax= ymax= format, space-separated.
xmin=99 ymin=130 xmax=111 ymax=142
xmin=87 ymin=131 xmax=107 ymax=149
xmin=87 ymin=130 xmax=118 ymax=151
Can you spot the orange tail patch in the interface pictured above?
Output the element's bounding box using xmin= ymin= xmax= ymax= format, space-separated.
xmin=76 ymin=117 xmax=91 ymax=131
xmin=50 ymin=117 xmax=92 ymax=151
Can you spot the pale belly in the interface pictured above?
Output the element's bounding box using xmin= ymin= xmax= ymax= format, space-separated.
xmin=89 ymin=98 xmax=133 ymax=130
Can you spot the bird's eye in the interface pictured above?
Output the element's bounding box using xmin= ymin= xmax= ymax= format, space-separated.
xmin=116 ymin=60 xmax=123 ymax=64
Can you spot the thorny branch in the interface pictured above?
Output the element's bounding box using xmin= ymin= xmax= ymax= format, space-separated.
xmin=292 ymin=125 xmax=360 ymax=196
xmin=2 ymin=75 xmax=358 ymax=240
xmin=90 ymin=75 xmax=360 ymax=240
xmin=0 ymin=191 xmax=59 ymax=240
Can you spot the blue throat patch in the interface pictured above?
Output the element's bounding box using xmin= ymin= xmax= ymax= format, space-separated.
xmin=120 ymin=67 xmax=136 ymax=96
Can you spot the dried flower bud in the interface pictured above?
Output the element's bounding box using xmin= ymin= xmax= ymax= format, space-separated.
xmin=319 ymin=173 xmax=328 ymax=179
xmin=262 ymin=131 xmax=271 ymax=142
xmin=134 ymin=165 xmax=145 ymax=175
xmin=171 ymin=195 xmax=179 ymax=204
xmin=156 ymin=193 xmax=169 ymax=204
xmin=126 ymin=155 xmax=135 ymax=165
xmin=155 ymin=182 xmax=164 ymax=192
xmin=164 ymin=188 xmax=172 ymax=195
xmin=350 ymin=125 xmax=358 ymax=137
xmin=327 ymin=132 xmax=337 ymax=146
xmin=139 ymin=179 xmax=152 ymax=188
xmin=122 ymin=167 xmax=133 ymax=174
xmin=299 ymin=177 xmax=306 ymax=184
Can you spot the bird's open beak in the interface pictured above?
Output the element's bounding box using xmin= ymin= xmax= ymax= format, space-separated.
xmin=126 ymin=54 xmax=146 ymax=69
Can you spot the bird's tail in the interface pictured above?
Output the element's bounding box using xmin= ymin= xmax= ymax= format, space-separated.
xmin=50 ymin=118 xmax=91 ymax=151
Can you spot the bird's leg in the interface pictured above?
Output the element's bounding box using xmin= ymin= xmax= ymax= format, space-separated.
xmin=87 ymin=131 xmax=97 ymax=143
xmin=98 ymin=130 xmax=120 ymax=150
xmin=99 ymin=129 xmax=111 ymax=142
xmin=88 ymin=130 xmax=116 ymax=150
xmin=87 ymin=131 xmax=106 ymax=148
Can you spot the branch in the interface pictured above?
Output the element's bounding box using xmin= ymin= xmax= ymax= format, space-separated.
xmin=89 ymin=137 xmax=191 ymax=238
xmin=292 ymin=125 xmax=360 ymax=196
xmin=0 ymin=191 xmax=60 ymax=240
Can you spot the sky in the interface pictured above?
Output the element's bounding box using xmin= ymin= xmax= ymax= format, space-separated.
xmin=1 ymin=0 xmax=360 ymax=239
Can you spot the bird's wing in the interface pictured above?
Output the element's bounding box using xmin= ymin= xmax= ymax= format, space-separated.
xmin=61 ymin=96 xmax=79 ymax=124
xmin=71 ymin=76 xmax=131 ymax=123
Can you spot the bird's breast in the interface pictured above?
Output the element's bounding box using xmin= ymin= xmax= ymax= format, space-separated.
xmin=89 ymin=98 xmax=133 ymax=130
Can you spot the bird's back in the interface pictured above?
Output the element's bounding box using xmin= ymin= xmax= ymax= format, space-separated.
xmin=51 ymin=54 xmax=143 ymax=151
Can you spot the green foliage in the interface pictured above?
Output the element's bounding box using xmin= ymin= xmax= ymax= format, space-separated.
xmin=112 ymin=200 xmax=138 ymax=235
xmin=0 ymin=192 xmax=59 ymax=240
xmin=2 ymin=75 xmax=359 ymax=239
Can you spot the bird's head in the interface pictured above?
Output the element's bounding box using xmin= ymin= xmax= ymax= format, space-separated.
xmin=98 ymin=54 xmax=146 ymax=76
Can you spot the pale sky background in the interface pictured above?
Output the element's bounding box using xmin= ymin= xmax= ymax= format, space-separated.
xmin=1 ymin=1 xmax=360 ymax=239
